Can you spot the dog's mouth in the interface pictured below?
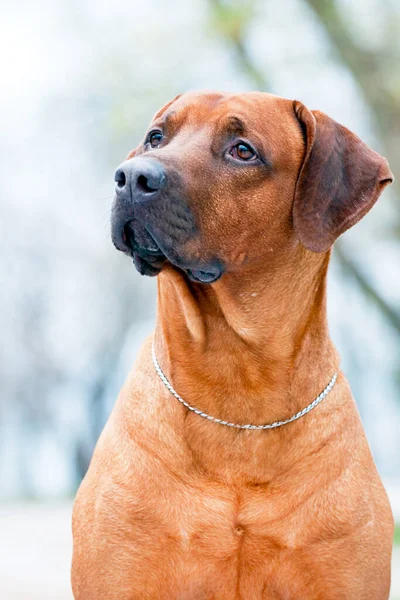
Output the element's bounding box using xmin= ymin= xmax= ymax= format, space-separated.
xmin=120 ymin=219 xmax=223 ymax=284
xmin=122 ymin=220 xmax=167 ymax=277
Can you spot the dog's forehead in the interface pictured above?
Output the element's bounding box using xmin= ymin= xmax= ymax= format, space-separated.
xmin=153 ymin=91 xmax=300 ymax=146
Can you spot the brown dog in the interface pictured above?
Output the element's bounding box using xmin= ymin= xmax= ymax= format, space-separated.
xmin=72 ymin=91 xmax=394 ymax=599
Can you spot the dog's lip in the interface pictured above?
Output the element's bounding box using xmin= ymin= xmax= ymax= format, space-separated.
xmin=116 ymin=219 xmax=224 ymax=284
xmin=186 ymin=268 xmax=222 ymax=284
xmin=123 ymin=221 xmax=165 ymax=257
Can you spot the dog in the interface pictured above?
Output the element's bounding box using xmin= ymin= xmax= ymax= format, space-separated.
xmin=72 ymin=91 xmax=394 ymax=599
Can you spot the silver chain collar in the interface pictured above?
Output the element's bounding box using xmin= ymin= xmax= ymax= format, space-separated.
xmin=151 ymin=344 xmax=338 ymax=430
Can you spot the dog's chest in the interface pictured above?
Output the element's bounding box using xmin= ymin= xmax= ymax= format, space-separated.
xmin=163 ymin=487 xmax=313 ymax=598
xmin=148 ymin=480 xmax=376 ymax=600
xmin=112 ymin=480 xmax=340 ymax=599
xmin=73 ymin=454 xmax=389 ymax=600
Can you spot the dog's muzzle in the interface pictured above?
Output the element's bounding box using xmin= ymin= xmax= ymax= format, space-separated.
xmin=111 ymin=157 xmax=224 ymax=283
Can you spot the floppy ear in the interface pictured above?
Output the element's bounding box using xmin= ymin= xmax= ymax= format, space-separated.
xmin=292 ymin=100 xmax=393 ymax=252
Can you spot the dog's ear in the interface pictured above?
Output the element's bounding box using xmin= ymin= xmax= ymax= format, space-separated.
xmin=292 ymin=100 xmax=393 ymax=252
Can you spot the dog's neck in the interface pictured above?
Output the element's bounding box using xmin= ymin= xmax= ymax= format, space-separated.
xmin=153 ymin=245 xmax=339 ymax=435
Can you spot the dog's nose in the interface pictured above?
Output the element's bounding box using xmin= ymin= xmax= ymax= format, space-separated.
xmin=114 ymin=157 xmax=166 ymax=203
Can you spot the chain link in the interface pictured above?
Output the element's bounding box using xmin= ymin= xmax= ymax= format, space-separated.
xmin=152 ymin=344 xmax=338 ymax=430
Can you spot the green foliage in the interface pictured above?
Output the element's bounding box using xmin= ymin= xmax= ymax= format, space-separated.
xmin=209 ymin=0 xmax=258 ymax=41
xmin=395 ymin=525 xmax=400 ymax=546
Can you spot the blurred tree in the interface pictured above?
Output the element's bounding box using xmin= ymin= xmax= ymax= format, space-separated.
xmin=305 ymin=0 xmax=400 ymax=190
xmin=209 ymin=0 xmax=271 ymax=90
xmin=208 ymin=0 xmax=400 ymax=335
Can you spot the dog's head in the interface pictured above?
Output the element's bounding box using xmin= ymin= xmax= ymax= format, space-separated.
xmin=111 ymin=92 xmax=393 ymax=283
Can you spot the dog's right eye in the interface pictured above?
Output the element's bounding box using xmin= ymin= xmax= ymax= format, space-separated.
xmin=230 ymin=142 xmax=257 ymax=161
xmin=148 ymin=131 xmax=163 ymax=148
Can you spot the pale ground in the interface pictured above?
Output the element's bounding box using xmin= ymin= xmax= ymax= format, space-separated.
xmin=0 ymin=502 xmax=399 ymax=599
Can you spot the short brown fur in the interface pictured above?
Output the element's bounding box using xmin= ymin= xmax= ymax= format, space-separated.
xmin=72 ymin=92 xmax=394 ymax=599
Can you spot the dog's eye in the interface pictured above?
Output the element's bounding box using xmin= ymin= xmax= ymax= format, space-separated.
xmin=230 ymin=142 xmax=257 ymax=161
xmin=148 ymin=131 xmax=163 ymax=148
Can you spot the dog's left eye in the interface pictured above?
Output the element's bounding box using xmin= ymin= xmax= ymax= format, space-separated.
xmin=148 ymin=131 xmax=163 ymax=148
xmin=230 ymin=142 xmax=257 ymax=161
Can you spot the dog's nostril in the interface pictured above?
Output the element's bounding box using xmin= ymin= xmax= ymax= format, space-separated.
xmin=114 ymin=169 xmax=126 ymax=189
xmin=137 ymin=174 xmax=158 ymax=194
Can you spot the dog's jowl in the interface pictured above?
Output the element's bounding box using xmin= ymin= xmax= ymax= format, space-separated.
xmin=72 ymin=92 xmax=394 ymax=600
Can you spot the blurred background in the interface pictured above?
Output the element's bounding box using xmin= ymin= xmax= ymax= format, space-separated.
xmin=1 ymin=0 xmax=399 ymax=597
